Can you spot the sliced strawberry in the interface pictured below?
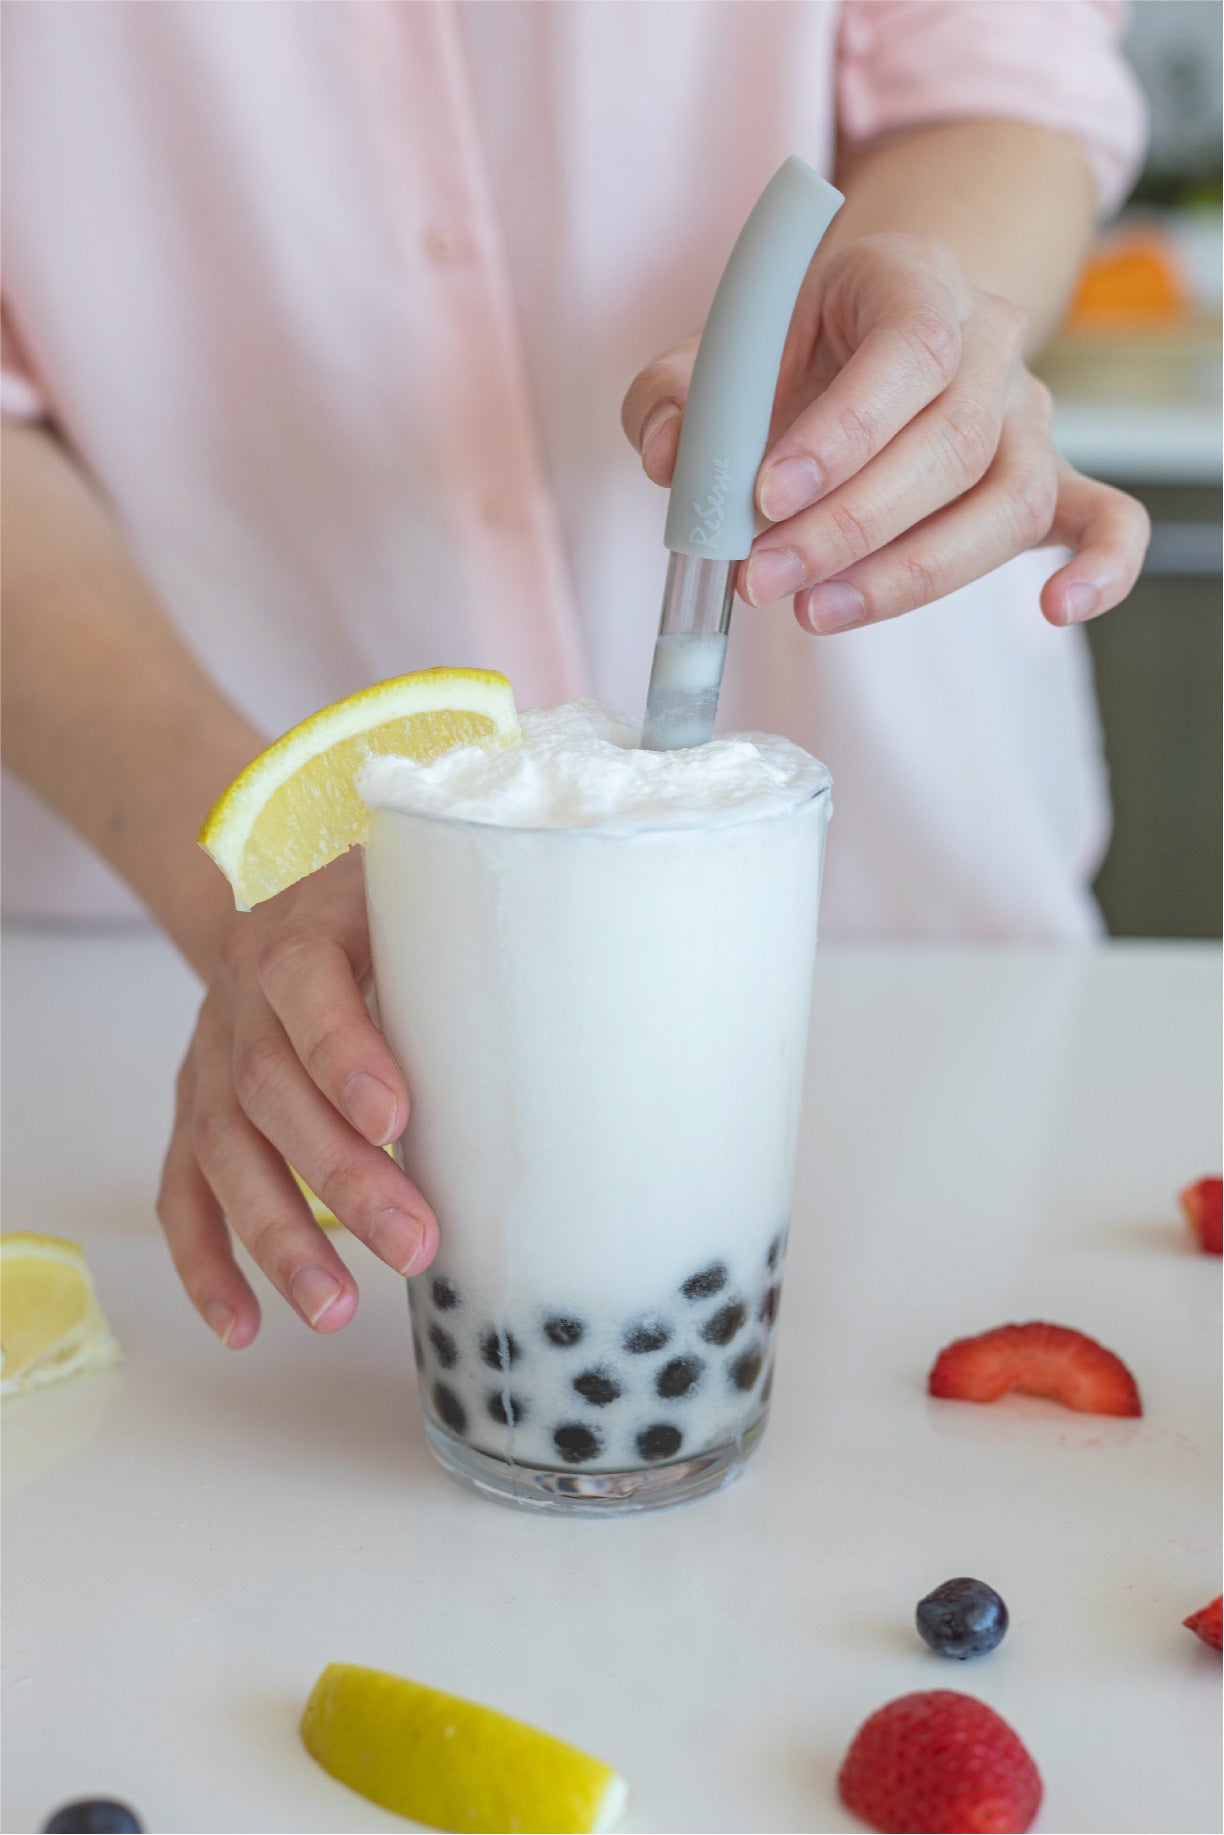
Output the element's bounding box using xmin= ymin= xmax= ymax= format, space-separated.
xmin=928 ymin=1321 xmax=1141 ymax=1417
xmin=839 ymin=1689 xmax=1042 ymax=1834
xmin=1179 ymin=1177 xmax=1222 ymax=1255
xmin=1184 ymin=1596 xmax=1222 ymax=1652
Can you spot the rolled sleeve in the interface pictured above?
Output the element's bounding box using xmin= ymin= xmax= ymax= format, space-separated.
xmin=838 ymin=0 xmax=1148 ymax=217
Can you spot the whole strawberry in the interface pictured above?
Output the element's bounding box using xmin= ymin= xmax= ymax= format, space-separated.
xmin=1180 ymin=1178 xmax=1222 ymax=1255
xmin=1184 ymin=1596 xmax=1223 ymax=1652
xmin=839 ymin=1690 xmax=1042 ymax=1834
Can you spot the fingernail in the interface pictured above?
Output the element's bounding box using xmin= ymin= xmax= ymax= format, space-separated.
xmin=368 ymin=1207 xmax=428 ymax=1276
xmin=342 ymin=1071 xmax=400 ymax=1145
xmin=290 ymin=1264 xmax=344 ymax=1326
xmin=640 ymin=401 xmax=680 ymax=468
xmin=744 ymin=547 xmax=806 ymax=607
xmin=797 ymin=581 xmax=867 ymax=634
xmin=1061 ymin=581 xmax=1099 ymax=624
xmin=204 ymin=1300 xmax=235 ymax=1345
xmin=759 ymin=455 xmax=821 ymax=522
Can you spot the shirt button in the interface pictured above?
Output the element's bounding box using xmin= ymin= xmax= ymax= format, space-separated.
xmin=480 ymin=498 xmax=519 ymax=532
xmin=424 ymin=225 xmax=462 ymax=263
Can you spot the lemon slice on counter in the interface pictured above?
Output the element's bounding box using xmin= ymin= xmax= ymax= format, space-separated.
xmin=291 ymin=1147 xmax=396 ymax=1229
xmin=301 ymin=1662 xmax=628 ymax=1834
xmin=199 ymin=668 xmax=520 ymax=908
xmin=1 ymin=1234 xmax=122 ymax=1399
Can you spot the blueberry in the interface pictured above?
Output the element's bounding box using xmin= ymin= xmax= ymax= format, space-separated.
xmin=42 ymin=1804 xmax=142 ymax=1834
xmin=553 ymin=1424 xmax=602 ymax=1464
xmin=656 ymin=1356 xmax=703 ymax=1399
xmin=433 ymin=1382 xmax=468 ymax=1435
xmin=543 ymin=1315 xmax=584 ymax=1347
xmin=766 ymin=1232 xmax=785 ymax=1270
xmin=479 ymin=1327 xmax=522 ymax=1371
xmin=759 ymin=1285 xmax=779 ymax=1326
xmin=700 ymin=1300 xmax=747 ymax=1346
xmin=623 ymin=1319 xmax=672 ymax=1354
xmin=916 ymin=1578 xmax=1009 ymax=1659
xmin=486 ymin=1391 xmax=529 ymax=1426
xmin=729 ymin=1344 xmax=763 ymax=1391
xmin=682 ymin=1262 xmax=727 ymax=1301
xmin=573 ymin=1367 xmax=622 ymax=1406
xmin=636 ymin=1423 xmax=683 ymax=1461
xmin=428 ymin=1323 xmax=458 ymax=1369
xmin=430 ymin=1276 xmax=460 ymax=1310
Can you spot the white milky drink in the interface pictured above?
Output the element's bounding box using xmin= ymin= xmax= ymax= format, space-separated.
xmin=361 ymin=702 xmax=831 ymax=1512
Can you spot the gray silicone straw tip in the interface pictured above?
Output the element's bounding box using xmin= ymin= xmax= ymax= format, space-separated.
xmin=663 ymin=159 xmax=843 ymax=563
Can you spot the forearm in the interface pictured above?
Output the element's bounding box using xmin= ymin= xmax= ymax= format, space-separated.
xmin=830 ymin=120 xmax=1097 ymax=354
xmin=2 ymin=421 xmax=262 ymax=978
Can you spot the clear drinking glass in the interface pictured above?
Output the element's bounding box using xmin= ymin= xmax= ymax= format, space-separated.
xmin=363 ymin=769 xmax=831 ymax=1514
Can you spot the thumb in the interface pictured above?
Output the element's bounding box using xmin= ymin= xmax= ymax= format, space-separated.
xmin=620 ymin=331 xmax=700 ymax=486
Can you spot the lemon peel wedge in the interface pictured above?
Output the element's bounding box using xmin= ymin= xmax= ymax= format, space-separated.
xmin=301 ymin=1662 xmax=627 ymax=1833
xmin=199 ymin=668 xmax=519 ymax=908
xmin=1 ymin=1233 xmax=122 ymax=1399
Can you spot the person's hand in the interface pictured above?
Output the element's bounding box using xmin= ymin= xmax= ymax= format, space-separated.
xmin=623 ymin=233 xmax=1149 ymax=633
xmin=156 ymin=849 xmax=436 ymax=1347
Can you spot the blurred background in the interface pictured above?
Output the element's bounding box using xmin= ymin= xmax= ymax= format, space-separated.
xmin=1038 ymin=0 xmax=1222 ymax=939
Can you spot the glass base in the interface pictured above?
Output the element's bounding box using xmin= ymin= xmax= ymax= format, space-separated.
xmin=422 ymin=1411 xmax=766 ymax=1516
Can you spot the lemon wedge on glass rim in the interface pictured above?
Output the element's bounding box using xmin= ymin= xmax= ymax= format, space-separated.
xmin=301 ymin=1662 xmax=627 ymax=1834
xmin=1 ymin=1233 xmax=122 ymax=1398
xmin=198 ymin=668 xmax=520 ymax=909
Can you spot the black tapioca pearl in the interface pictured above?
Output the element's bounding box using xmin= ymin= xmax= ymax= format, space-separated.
xmin=761 ymin=1363 xmax=775 ymax=1404
xmin=766 ymin=1233 xmax=784 ymax=1271
xmin=428 ymin=1323 xmax=458 ymax=1369
xmin=433 ymin=1382 xmax=467 ymax=1434
xmin=479 ymin=1328 xmax=522 ymax=1371
xmin=573 ymin=1367 xmax=622 ymax=1406
xmin=682 ymin=1262 xmax=728 ymax=1301
xmin=729 ymin=1344 xmax=764 ymax=1392
xmin=431 ymin=1276 xmax=461 ymax=1311
xmin=759 ymin=1285 xmax=779 ymax=1326
xmin=636 ymin=1423 xmax=683 ymax=1462
xmin=701 ymin=1300 xmax=747 ymax=1346
xmin=486 ymin=1391 xmax=529 ymax=1427
xmin=411 ymin=1329 xmax=425 ymax=1372
xmin=543 ymin=1315 xmax=585 ymax=1348
xmin=623 ymin=1319 xmax=672 ymax=1354
xmin=656 ymin=1355 xmax=704 ymax=1399
xmin=553 ymin=1424 xmax=602 ymax=1465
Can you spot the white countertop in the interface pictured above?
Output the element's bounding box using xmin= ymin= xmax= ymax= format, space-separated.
xmin=3 ymin=929 xmax=1220 ymax=1835
xmin=1053 ymin=399 xmax=1222 ymax=488
xmin=1042 ymin=306 xmax=1222 ymax=488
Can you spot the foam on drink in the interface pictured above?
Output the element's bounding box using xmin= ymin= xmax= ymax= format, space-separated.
xmin=361 ymin=699 xmax=828 ymax=829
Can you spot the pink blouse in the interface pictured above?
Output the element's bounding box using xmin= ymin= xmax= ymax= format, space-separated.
xmin=1 ymin=1 xmax=1145 ymax=938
